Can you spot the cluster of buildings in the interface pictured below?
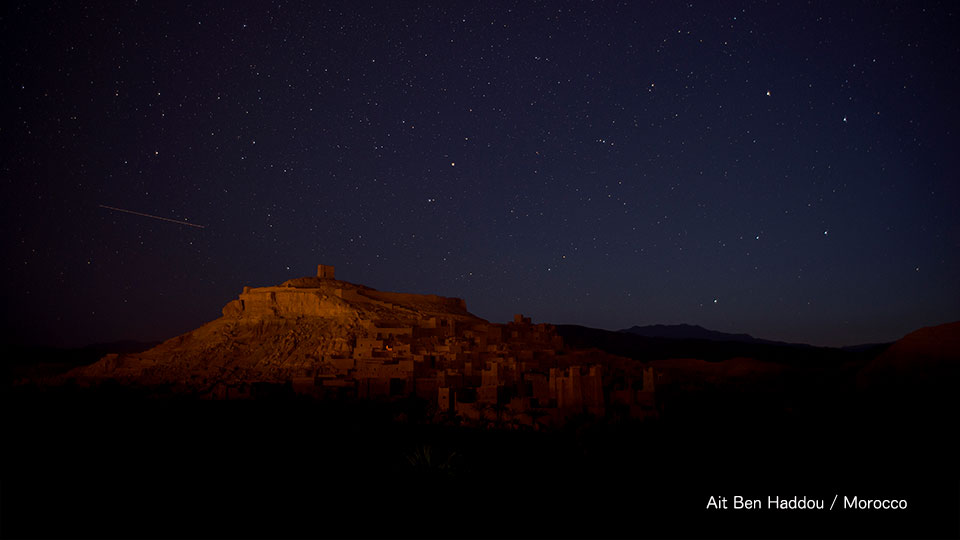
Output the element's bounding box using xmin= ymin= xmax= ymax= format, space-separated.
xmin=289 ymin=312 xmax=659 ymax=428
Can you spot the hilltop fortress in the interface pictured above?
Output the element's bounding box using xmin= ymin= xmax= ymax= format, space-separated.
xmin=71 ymin=265 xmax=659 ymax=427
xmin=223 ymin=264 xmax=469 ymax=321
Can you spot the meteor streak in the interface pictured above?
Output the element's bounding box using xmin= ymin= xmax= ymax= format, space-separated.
xmin=99 ymin=205 xmax=206 ymax=228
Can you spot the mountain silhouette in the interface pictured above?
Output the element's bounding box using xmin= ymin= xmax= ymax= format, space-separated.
xmin=619 ymin=323 xmax=789 ymax=345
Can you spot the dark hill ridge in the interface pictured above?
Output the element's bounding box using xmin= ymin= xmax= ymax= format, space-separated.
xmin=857 ymin=320 xmax=960 ymax=393
xmin=619 ymin=323 xmax=798 ymax=346
xmin=2 ymin=340 xmax=160 ymax=384
xmin=560 ymin=324 xmax=884 ymax=367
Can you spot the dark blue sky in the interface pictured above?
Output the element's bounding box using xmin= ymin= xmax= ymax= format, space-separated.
xmin=3 ymin=1 xmax=959 ymax=348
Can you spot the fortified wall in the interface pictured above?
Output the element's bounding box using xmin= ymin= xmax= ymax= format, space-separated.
xmin=221 ymin=264 xmax=469 ymax=320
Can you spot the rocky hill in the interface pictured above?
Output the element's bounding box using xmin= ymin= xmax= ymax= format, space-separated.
xmin=66 ymin=265 xmax=652 ymax=427
xmin=857 ymin=321 xmax=960 ymax=393
xmin=71 ymin=270 xmax=482 ymax=388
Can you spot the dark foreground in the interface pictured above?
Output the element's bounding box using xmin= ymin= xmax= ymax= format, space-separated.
xmin=2 ymin=390 xmax=957 ymax=540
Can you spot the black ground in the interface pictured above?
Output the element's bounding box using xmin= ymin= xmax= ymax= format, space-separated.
xmin=2 ymin=388 xmax=957 ymax=539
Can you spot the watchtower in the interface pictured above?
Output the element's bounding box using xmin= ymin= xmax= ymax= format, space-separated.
xmin=513 ymin=313 xmax=532 ymax=325
xmin=317 ymin=264 xmax=335 ymax=279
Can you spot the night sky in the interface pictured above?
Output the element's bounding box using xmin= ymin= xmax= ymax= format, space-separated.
xmin=3 ymin=1 xmax=959 ymax=348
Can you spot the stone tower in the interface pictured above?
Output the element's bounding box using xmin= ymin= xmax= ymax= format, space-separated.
xmin=317 ymin=264 xmax=335 ymax=279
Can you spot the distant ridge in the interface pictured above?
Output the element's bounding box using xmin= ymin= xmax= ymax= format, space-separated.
xmin=857 ymin=321 xmax=960 ymax=392
xmin=619 ymin=324 xmax=797 ymax=346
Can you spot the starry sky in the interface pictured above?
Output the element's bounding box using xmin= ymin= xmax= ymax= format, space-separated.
xmin=3 ymin=1 xmax=959 ymax=348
